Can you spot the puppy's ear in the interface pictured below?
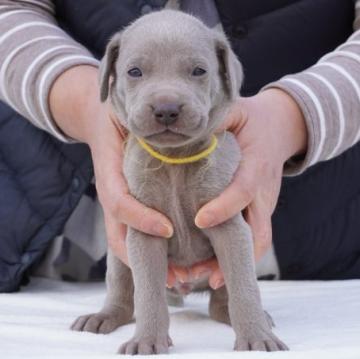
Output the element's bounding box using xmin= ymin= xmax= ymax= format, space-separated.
xmin=214 ymin=32 xmax=243 ymax=101
xmin=99 ymin=32 xmax=122 ymax=102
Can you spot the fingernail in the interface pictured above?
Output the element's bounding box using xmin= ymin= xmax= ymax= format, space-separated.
xmin=153 ymin=222 xmax=173 ymax=238
xmin=173 ymin=268 xmax=189 ymax=284
xmin=178 ymin=277 xmax=185 ymax=284
xmin=195 ymin=211 xmax=215 ymax=228
xmin=211 ymin=279 xmax=224 ymax=290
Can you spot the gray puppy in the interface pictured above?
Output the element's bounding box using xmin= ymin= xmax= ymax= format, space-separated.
xmin=71 ymin=10 xmax=288 ymax=354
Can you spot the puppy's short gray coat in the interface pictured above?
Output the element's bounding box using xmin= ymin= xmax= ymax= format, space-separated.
xmin=71 ymin=10 xmax=287 ymax=354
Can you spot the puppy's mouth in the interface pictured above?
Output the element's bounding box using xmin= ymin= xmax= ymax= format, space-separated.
xmin=144 ymin=129 xmax=191 ymax=146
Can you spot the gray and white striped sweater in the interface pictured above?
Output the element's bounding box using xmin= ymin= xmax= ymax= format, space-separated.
xmin=0 ymin=0 xmax=360 ymax=174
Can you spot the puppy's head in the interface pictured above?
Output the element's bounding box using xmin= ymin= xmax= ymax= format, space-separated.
xmin=100 ymin=10 xmax=242 ymax=148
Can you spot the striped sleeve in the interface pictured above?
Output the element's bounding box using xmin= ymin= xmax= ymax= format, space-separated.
xmin=0 ymin=0 xmax=99 ymax=142
xmin=264 ymin=0 xmax=360 ymax=175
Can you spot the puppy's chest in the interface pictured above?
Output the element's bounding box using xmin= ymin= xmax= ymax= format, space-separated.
xmin=127 ymin=163 xmax=212 ymax=264
xmin=124 ymin=133 xmax=241 ymax=265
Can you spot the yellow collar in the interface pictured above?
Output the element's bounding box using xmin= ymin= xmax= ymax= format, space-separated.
xmin=136 ymin=135 xmax=218 ymax=164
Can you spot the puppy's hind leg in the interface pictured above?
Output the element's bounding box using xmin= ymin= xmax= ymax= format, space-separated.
xmin=209 ymin=286 xmax=230 ymax=325
xmin=71 ymin=249 xmax=134 ymax=334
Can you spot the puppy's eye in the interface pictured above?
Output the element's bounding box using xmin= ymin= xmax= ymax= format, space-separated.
xmin=127 ymin=67 xmax=142 ymax=77
xmin=192 ymin=67 xmax=207 ymax=76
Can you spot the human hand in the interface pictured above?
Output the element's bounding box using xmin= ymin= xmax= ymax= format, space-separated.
xmin=186 ymin=88 xmax=308 ymax=289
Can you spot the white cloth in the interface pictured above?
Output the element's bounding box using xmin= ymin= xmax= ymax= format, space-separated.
xmin=1 ymin=278 xmax=360 ymax=358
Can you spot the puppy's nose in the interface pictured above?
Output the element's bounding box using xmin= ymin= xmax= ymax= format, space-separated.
xmin=153 ymin=103 xmax=180 ymax=126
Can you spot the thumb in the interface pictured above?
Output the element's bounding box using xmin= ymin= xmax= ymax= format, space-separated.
xmin=195 ymin=156 xmax=257 ymax=228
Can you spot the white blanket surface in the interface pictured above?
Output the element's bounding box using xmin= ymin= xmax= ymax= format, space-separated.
xmin=0 ymin=278 xmax=359 ymax=358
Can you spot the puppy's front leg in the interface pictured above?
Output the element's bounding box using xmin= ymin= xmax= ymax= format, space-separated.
xmin=205 ymin=215 xmax=288 ymax=352
xmin=119 ymin=228 xmax=171 ymax=355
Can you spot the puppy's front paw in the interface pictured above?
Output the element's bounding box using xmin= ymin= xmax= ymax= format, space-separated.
xmin=71 ymin=308 xmax=132 ymax=334
xmin=119 ymin=335 xmax=173 ymax=355
xmin=234 ymin=326 xmax=288 ymax=352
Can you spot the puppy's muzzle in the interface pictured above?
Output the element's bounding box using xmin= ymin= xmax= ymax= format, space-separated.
xmin=153 ymin=102 xmax=182 ymax=126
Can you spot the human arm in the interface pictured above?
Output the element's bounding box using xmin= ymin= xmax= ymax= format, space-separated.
xmin=262 ymin=2 xmax=360 ymax=174
xmin=0 ymin=0 xmax=99 ymax=141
